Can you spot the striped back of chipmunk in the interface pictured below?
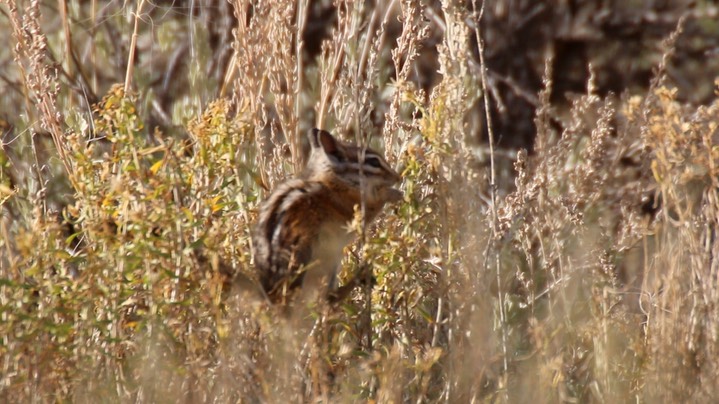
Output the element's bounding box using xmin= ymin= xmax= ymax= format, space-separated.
xmin=254 ymin=178 xmax=322 ymax=299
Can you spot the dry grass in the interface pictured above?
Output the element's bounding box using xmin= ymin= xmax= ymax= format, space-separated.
xmin=1 ymin=0 xmax=718 ymax=402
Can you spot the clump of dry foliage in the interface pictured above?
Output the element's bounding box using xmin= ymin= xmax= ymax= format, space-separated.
xmin=1 ymin=0 xmax=718 ymax=402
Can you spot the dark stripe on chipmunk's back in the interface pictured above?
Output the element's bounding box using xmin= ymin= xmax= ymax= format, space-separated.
xmin=262 ymin=181 xmax=310 ymax=249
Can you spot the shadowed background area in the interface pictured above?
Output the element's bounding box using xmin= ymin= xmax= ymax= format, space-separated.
xmin=0 ymin=0 xmax=718 ymax=402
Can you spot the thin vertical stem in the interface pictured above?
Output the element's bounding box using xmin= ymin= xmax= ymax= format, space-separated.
xmin=58 ymin=0 xmax=73 ymax=107
xmin=124 ymin=0 xmax=146 ymax=94
xmin=294 ymin=0 xmax=309 ymax=170
xmin=472 ymin=0 xmax=509 ymax=399
xmin=356 ymin=91 xmax=372 ymax=352
xmin=91 ymin=0 xmax=97 ymax=92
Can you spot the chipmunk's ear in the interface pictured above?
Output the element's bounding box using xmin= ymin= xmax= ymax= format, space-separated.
xmin=309 ymin=128 xmax=344 ymax=160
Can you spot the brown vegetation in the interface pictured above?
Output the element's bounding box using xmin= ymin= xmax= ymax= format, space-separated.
xmin=0 ymin=0 xmax=717 ymax=402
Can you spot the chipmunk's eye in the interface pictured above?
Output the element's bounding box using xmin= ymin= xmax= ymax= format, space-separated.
xmin=365 ymin=156 xmax=382 ymax=168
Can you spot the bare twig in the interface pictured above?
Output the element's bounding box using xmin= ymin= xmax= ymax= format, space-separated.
xmin=58 ymin=0 xmax=73 ymax=107
xmin=294 ymin=0 xmax=309 ymax=169
xmin=124 ymin=0 xmax=146 ymax=94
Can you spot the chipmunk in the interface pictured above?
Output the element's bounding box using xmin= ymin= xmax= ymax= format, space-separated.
xmin=252 ymin=128 xmax=402 ymax=304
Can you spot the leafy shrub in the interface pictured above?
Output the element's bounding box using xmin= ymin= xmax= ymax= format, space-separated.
xmin=0 ymin=1 xmax=717 ymax=402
